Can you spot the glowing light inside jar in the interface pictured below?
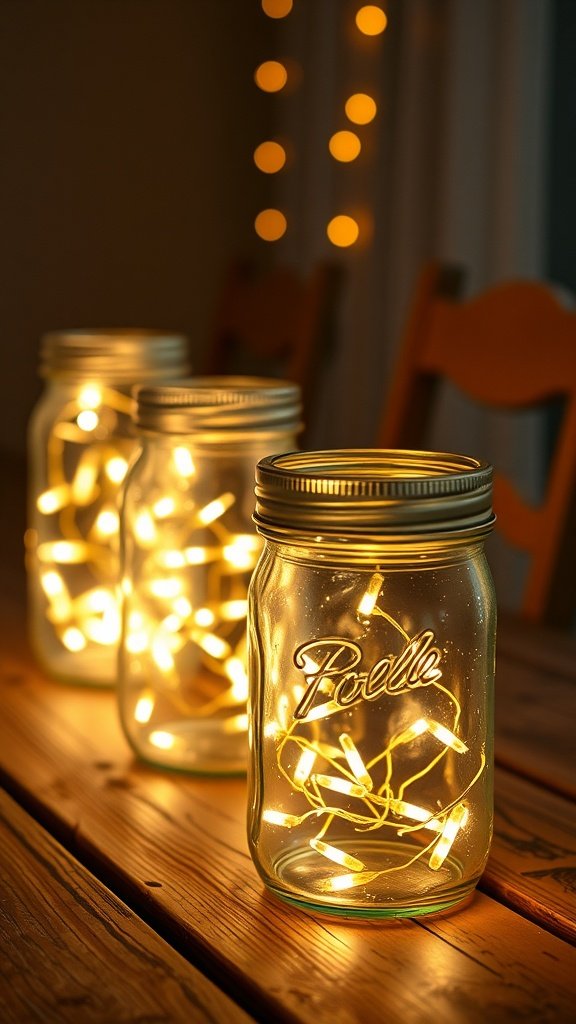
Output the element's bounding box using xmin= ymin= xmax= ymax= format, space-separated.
xmin=223 ymin=713 xmax=249 ymax=734
xmin=151 ymin=634 xmax=175 ymax=674
xmin=196 ymin=632 xmax=231 ymax=660
xmin=314 ymin=774 xmax=367 ymax=798
xmin=121 ymin=452 xmax=266 ymax=744
xmin=30 ymin=382 xmax=143 ymax=673
xmin=339 ymin=733 xmax=373 ymax=790
xmin=38 ymin=540 xmax=92 ymax=564
xmin=198 ymin=492 xmax=235 ymax=525
xmin=78 ymin=385 xmax=102 ymax=410
xmin=41 ymin=570 xmax=66 ymax=598
xmin=263 ymin=809 xmax=302 ymax=828
xmin=262 ymin=601 xmax=485 ymax=895
xmin=104 ymin=456 xmax=128 ymax=484
xmin=223 ymin=535 xmax=261 ymax=570
xmin=357 ymin=572 xmax=384 ymax=616
xmin=294 ymin=748 xmax=317 ymax=785
xmin=37 ymin=485 xmax=70 ymax=514
xmin=220 ymin=600 xmax=248 ymax=621
xmin=134 ymin=693 xmax=155 ymax=724
xmin=61 ymin=627 xmax=87 ymax=652
xmin=148 ymin=578 xmax=182 ymax=599
xmin=153 ymin=496 xmax=176 ymax=518
xmin=149 ymin=730 xmax=176 ymax=750
xmin=309 ymin=838 xmax=365 ymax=873
xmin=193 ymin=606 xmax=215 ymax=628
xmin=225 ymin=657 xmax=249 ymax=702
xmin=156 ymin=550 xmax=186 ymax=570
xmin=76 ymin=410 xmax=99 ymax=432
xmin=134 ymin=510 xmax=157 ymax=547
xmin=94 ymin=508 xmax=119 ymax=538
xmin=173 ymin=447 xmax=195 ymax=478
xmin=429 ymin=804 xmax=469 ymax=870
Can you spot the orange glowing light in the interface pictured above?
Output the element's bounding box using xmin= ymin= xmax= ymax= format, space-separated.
xmin=345 ymin=93 xmax=377 ymax=125
xmin=327 ymin=215 xmax=360 ymax=248
xmin=262 ymin=0 xmax=293 ymax=17
xmin=255 ymin=209 xmax=287 ymax=241
xmin=254 ymin=141 xmax=287 ymax=173
xmin=254 ymin=60 xmax=288 ymax=93
xmin=355 ymin=5 xmax=388 ymax=35
xmin=328 ymin=130 xmax=361 ymax=163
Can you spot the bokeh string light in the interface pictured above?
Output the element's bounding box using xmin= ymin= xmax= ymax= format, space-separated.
xmin=355 ymin=5 xmax=388 ymax=36
xmin=262 ymin=0 xmax=293 ymax=18
xmin=327 ymin=215 xmax=360 ymax=248
xmin=254 ymin=60 xmax=288 ymax=94
xmin=345 ymin=92 xmax=378 ymax=125
xmin=255 ymin=208 xmax=287 ymax=241
xmin=254 ymin=2 xmax=296 ymax=241
xmin=254 ymin=140 xmax=287 ymax=174
xmin=328 ymin=130 xmax=362 ymax=163
xmin=325 ymin=6 xmax=387 ymax=248
xmin=253 ymin=3 xmax=386 ymax=249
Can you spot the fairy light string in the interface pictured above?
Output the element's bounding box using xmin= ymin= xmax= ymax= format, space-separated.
xmin=36 ymin=384 xmax=257 ymax=732
xmin=262 ymin=572 xmax=485 ymax=893
xmin=123 ymin=456 xmax=261 ymax=743
xmin=34 ymin=384 xmax=134 ymax=656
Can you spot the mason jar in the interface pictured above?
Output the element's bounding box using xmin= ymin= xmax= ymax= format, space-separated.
xmin=248 ymin=449 xmax=496 ymax=918
xmin=118 ymin=376 xmax=302 ymax=774
xmin=26 ymin=329 xmax=190 ymax=686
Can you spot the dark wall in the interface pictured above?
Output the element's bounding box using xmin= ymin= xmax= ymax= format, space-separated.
xmin=0 ymin=0 xmax=270 ymax=454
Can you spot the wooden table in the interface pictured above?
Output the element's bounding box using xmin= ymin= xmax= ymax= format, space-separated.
xmin=1 ymin=465 xmax=575 ymax=1022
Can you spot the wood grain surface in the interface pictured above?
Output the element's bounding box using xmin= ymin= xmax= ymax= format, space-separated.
xmin=1 ymin=463 xmax=576 ymax=1024
xmin=495 ymin=652 xmax=576 ymax=801
xmin=0 ymin=789 xmax=253 ymax=1024
xmin=1 ymin=624 xmax=575 ymax=1024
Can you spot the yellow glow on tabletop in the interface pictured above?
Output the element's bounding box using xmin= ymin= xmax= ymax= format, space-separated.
xmin=327 ymin=215 xmax=360 ymax=248
xmin=345 ymin=93 xmax=377 ymax=124
xmin=254 ymin=60 xmax=288 ymax=93
xmin=328 ymin=130 xmax=361 ymax=162
xmin=355 ymin=5 xmax=388 ymax=35
xmin=255 ymin=209 xmax=287 ymax=242
xmin=262 ymin=0 xmax=293 ymax=17
xmin=254 ymin=141 xmax=287 ymax=173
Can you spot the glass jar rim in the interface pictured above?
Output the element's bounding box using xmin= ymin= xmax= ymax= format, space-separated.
xmin=134 ymin=376 xmax=303 ymax=435
xmin=40 ymin=329 xmax=190 ymax=383
xmin=254 ymin=448 xmax=495 ymax=540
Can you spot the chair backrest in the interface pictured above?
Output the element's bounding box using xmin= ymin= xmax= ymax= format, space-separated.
xmin=377 ymin=262 xmax=576 ymax=627
xmin=203 ymin=261 xmax=340 ymax=426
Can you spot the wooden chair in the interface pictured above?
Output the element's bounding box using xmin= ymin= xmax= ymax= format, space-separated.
xmin=377 ymin=262 xmax=576 ymax=627
xmin=203 ymin=261 xmax=340 ymax=429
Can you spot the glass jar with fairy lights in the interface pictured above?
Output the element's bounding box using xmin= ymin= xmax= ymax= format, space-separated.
xmin=26 ymin=329 xmax=190 ymax=686
xmin=118 ymin=377 xmax=302 ymax=775
xmin=247 ymin=450 xmax=496 ymax=918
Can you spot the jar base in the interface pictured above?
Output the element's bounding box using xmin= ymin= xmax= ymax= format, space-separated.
xmin=127 ymin=717 xmax=248 ymax=776
xmin=32 ymin=642 xmax=116 ymax=688
xmin=260 ymin=838 xmax=478 ymax=919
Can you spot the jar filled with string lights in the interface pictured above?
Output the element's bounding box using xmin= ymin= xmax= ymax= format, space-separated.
xmin=26 ymin=329 xmax=190 ymax=686
xmin=247 ymin=449 xmax=496 ymax=918
xmin=118 ymin=377 xmax=302 ymax=774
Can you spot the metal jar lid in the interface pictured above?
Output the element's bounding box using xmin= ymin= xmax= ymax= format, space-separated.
xmin=40 ymin=329 xmax=190 ymax=383
xmin=134 ymin=376 xmax=303 ymax=439
xmin=254 ymin=449 xmax=495 ymax=541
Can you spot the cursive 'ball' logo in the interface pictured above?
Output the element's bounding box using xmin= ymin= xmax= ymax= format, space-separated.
xmin=293 ymin=631 xmax=443 ymax=721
